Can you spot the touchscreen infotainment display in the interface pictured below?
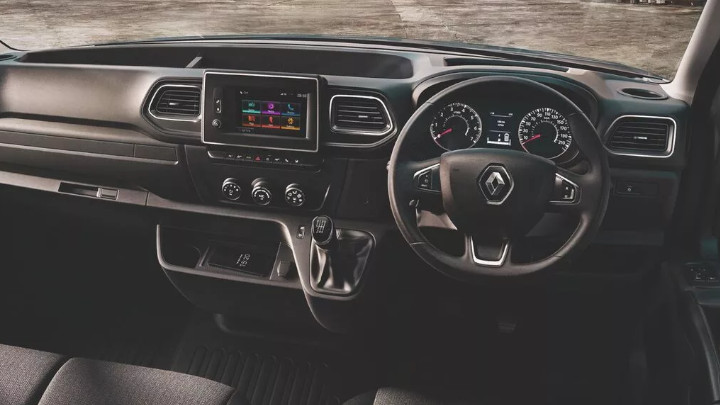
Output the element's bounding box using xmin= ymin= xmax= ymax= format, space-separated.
xmin=202 ymin=72 xmax=320 ymax=152
xmin=236 ymin=88 xmax=308 ymax=138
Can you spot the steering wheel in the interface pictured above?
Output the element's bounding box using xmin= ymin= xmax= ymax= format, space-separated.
xmin=388 ymin=76 xmax=610 ymax=279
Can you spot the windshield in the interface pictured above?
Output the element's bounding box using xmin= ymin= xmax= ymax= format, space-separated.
xmin=0 ymin=0 xmax=704 ymax=79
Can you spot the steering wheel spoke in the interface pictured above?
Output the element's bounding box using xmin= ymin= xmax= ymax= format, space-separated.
xmin=463 ymin=233 xmax=512 ymax=268
xmin=547 ymin=168 xmax=583 ymax=214
xmin=409 ymin=158 xmax=442 ymax=193
xmin=395 ymin=157 xmax=443 ymax=207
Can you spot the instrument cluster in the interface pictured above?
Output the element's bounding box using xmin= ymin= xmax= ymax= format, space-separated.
xmin=429 ymin=101 xmax=577 ymax=162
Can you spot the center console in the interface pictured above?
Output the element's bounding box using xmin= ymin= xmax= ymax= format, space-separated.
xmin=195 ymin=71 xmax=333 ymax=211
xmin=156 ymin=70 xmax=382 ymax=333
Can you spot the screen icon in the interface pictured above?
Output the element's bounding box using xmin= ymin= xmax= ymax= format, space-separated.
xmin=281 ymin=116 xmax=301 ymax=130
xmin=261 ymin=102 xmax=281 ymax=115
xmin=242 ymin=100 xmax=261 ymax=114
xmin=242 ymin=114 xmax=261 ymax=128
xmin=261 ymin=115 xmax=281 ymax=129
xmin=283 ymin=103 xmax=301 ymax=116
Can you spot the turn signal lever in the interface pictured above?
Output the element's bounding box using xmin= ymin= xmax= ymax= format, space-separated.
xmin=310 ymin=216 xmax=373 ymax=295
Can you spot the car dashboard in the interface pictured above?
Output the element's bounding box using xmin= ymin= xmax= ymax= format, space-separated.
xmin=0 ymin=40 xmax=688 ymax=331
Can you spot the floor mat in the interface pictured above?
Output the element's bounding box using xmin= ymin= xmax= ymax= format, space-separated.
xmin=170 ymin=314 xmax=355 ymax=405
xmin=180 ymin=346 xmax=338 ymax=405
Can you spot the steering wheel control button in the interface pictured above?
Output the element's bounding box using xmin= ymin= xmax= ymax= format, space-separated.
xmin=311 ymin=216 xmax=335 ymax=248
xmin=251 ymin=179 xmax=272 ymax=206
xmin=552 ymin=174 xmax=579 ymax=203
xmin=285 ymin=184 xmax=305 ymax=207
xmin=221 ymin=178 xmax=242 ymax=201
xmin=418 ymin=171 xmax=432 ymax=189
xmin=478 ymin=165 xmax=513 ymax=205
xmin=560 ymin=182 xmax=576 ymax=201
xmin=414 ymin=164 xmax=441 ymax=192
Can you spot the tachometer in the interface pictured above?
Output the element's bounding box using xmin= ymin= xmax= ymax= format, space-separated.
xmin=430 ymin=103 xmax=483 ymax=151
xmin=518 ymin=108 xmax=572 ymax=159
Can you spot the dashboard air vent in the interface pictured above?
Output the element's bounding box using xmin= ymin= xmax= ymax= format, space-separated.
xmin=606 ymin=116 xmax=675 ymax=157
xmin=330 ymin=95 xmax=393 ymax=136
xmin=149 ymin=84 xmax=201 ymax=119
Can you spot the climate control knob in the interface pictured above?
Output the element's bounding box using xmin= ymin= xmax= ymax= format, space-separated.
xmin=251 ymin=179 xmax=272 ymax=206
xmin=285 ymin=184 xmax=306 ymax=207
xmin=221 ymin=178 xmax=242 ymax=201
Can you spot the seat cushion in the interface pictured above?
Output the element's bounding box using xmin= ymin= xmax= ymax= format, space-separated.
xmin=38 ymin=358 xmax=237 ymax=405
xmin=344 ymin=387 xmax=472 ymax=405
xmin=0 ymin=343 xmax=66 ymax=405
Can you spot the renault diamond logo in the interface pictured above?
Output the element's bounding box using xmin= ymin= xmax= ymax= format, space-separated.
xmin=478 ymin=165 xmax=513 ymax=205
xmin=485 ymin=172 xmax=506 ymax=197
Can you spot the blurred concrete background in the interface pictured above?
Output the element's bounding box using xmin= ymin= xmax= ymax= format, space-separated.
xmin=0 ymin=0 xmax=703 ymax=78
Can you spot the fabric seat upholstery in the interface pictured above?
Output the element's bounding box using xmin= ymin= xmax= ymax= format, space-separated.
xmin=0 ymin=343 xmax=65 ymax=405
xmin=0 ymin=343 xmax=247 ymax=405
xmin=37 ymin=357 xmax=239 ymax=405
xmin=344 ymin=387 xmax=472 ymax=405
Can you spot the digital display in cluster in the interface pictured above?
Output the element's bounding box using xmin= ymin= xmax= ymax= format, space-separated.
xmin=485 ymin=111 xmax=515 ymax=147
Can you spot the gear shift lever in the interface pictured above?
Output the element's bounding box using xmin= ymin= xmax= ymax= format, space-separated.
xmin=311 ymin=215 xmax=336 ymax=249
xmin=309 ymin=216 xmax=373 ymax=295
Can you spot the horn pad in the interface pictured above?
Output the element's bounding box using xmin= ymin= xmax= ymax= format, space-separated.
xmin=439 ymin=149 xmax=556 ymax=237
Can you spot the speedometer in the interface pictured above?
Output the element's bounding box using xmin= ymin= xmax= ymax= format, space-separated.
xmin=430 ymin=103 xmax=483 ymax=151
xmin=518 ymin=108 xmax=572 ymax=159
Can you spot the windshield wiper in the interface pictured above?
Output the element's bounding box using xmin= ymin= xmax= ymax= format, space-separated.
xmin=0 ymin=39 xmax=19 ymax=52
xmin=93 ymin=34 xmax=668 ymax=82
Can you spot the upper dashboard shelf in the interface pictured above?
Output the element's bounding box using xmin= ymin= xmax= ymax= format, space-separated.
xmin=17 ymin=44 xmax=415 ymax=79
xmin=0 ymin=40 xmax=688 ymax=168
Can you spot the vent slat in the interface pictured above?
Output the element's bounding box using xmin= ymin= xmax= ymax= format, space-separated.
xmin=331 ymin=96 xmax=391 ymax=134
xmin=611 ymin=141 xmax=667 ymax=147
xmin=607 ymin=117 xmax=672 ymax=154
xmin=611 ymin=139 xmax=666 ymax=144
xmin=610 ymin=133 xmax=666 ymax=137
xmin=158 ymin=101 xmax=199 ymax=106
xmin=159 ymin=93 xmax=200 ymax=97
xmin=337 ymin=115 xmax=384 ymax=121
xmin=151 ymin=85 xmax=201 ymax=117
xmin=616 ymin=125 xmax=667 ymax=131
xmin=337 ymin=109 xmax=383 ymax=114
xmin=336 ymin=120 xmax=387 ymax=126
xmin=157 ymin=108 xmax=199 ymax=113
xmin=336 ymin=103 xmax=378 ymax=108
xmin=612 ymin=136 xmax=666 ymax=140
xmin=337 ymin=107 xmax=379 ymax=112
xmin=614 ymin=130 xmax=667 ymax=134
xmin=159 ymin=97 xmax=199 ymax=102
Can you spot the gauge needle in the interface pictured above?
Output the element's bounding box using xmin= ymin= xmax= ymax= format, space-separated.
xmin=522 ymin=134 xmax=542 ymax=145
xmin=436 ymin=128 xmax=453 ymax=139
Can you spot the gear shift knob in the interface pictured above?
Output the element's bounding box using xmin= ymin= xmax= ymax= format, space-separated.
xmin=311 ymin=215 xmax=336 ymax=249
